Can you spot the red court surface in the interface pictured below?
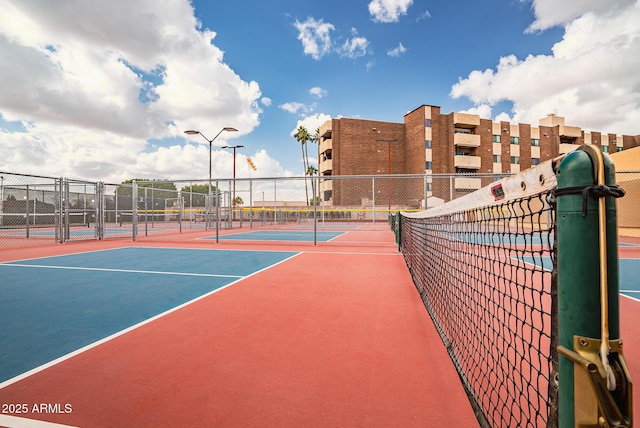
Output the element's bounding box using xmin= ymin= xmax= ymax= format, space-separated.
xmin=0 ymin=228 xmax=638 ymax=427
xmin=0 ymin=229 xmax=479 ymax=427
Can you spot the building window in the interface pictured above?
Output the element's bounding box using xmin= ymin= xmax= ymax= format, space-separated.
xmin=511 ymin=156 xmax=520 ymax=164
xmin=425 ymin=140 xmax=431 ymax=148
xmin=510 ymin=136 xmax=519 ymax=145
xmin=531 ymin=138 xmax=540 ymax=147
xmin=617 ymin=147 xmax=623 ymax=152
xmin=425 ymin=119 xmax=432 ymax=127
xmin=493 ymin=155 xmax=501 ymax=163
xmin=492 ymin=135 xmax=501 ymax=143
xmin=602 ymin=145 xmax=609 ymax=152
xmin=425 ymin=161 xmax=432 ymax=170
xmin=531 ymin=158 xmax=540 ymax=165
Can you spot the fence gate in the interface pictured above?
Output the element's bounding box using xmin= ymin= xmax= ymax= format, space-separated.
xmin=56 ymin=178 xmax=100 ymax=243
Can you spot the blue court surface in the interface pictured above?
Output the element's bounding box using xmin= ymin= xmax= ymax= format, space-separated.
xmin=289 ymin=224 xmax=362 ymax=230
xmin=0 ymin=247 xmax=298 ymax=385
xmin=522 ymin=256 xmax=640 ymax=299
xmin=447 ymin=231 xmax=553 ymax=246
xmin=207 ymin=230 xmax=345 ymax=242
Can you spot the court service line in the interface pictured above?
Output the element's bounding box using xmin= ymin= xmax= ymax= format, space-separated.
xmin=0 ymin=263 xmax=243 ymax=279
xmin=0 ymin=251 xmax=302 ymax=390
xmin=0 ymin=414 xmax=79 ymax=428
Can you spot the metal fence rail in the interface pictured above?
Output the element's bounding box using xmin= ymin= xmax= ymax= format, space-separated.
xmin=2 ymin=170 xmax=638 ymax=250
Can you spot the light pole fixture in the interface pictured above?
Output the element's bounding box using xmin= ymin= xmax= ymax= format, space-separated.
xmin=221 ymin=145 xmax=245 ymax=208
xmin=184 ymin=127 xmax=238 ymax=228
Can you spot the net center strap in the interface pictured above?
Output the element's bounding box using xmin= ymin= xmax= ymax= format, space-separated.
xmin=553 ymin=184 xmax=625 ymax=217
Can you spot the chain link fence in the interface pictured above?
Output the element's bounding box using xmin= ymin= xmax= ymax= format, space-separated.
xmin=2 ymin=170 xmax=639 ymax=249
xmin=617 ymin=171 xmax=640 ymax=239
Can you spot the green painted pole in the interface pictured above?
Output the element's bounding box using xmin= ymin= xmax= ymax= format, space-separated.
xmin=395 ymin=211 xmax=401 ymax=251
xmin=556 ymin=149 xmax=621 ymax=427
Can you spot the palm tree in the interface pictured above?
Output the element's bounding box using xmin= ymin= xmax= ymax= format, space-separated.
xmin=294 ymin=126 xmax=311 ymax=205
xmin=306 ymin=165 xmax=318 ymax=205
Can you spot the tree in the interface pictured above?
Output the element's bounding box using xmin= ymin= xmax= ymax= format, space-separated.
xmin=294 ymin=126 xmax=311 ymax=205
xmin=116 ymin=179 xmax=177 ymax=198
xmin=306 ymin=165 xmax=317 ymax=207
xmin=181 ymin=184 xmax=221 ymax=207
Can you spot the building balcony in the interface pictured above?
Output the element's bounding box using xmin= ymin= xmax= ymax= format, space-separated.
xmin=455 ymin=177 xmax=482 ymax=190
xmin=319 ymin=179 xmax=333 ymax=191
xmin=320 ymin=159 xmax=333 ymax=174
xmin=453 ymin=112 xmax=480 ymax=127
xmin=559 ymin=125 xmax=581 ymax=138
xmin=559 ymin=143 xmax=579 ymax=155
xmin=454 ymin=133 xmax=481 ymax=147
xmin=319 ymin=122 xmax=332 ymax=138
xmin=319 ymin=138 xmax=332 ymax=153
xmin=454 ymin=154 xmax=481 ymax=169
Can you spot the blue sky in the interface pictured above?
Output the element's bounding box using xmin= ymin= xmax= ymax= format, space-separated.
xmin=0 ymin=0 xmax=638 ymax=183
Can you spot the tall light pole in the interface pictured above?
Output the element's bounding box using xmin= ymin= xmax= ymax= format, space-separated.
xmin=184 ymin=127 xmax=238 ymax=227
xmin=221 ymin=145 xmax=244 ymax=208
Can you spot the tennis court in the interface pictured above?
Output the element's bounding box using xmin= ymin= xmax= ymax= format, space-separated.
xmin=0 ymin=233 xmax=481 ymax=428
xmin=0 ymin=247 xmax=299 ymax=385
xmin=0 ymin=150 xmax=637 ymax=427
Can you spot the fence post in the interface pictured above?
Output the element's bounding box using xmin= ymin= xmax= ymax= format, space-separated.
xmin=372 ymin=177 xmax=376 ymax=229
xmin=96 ymin=182 xmax=105 ymax=240
xmin=215 ymin=179 xmax=220 ymax=243
xmin=249 ymin=179 xmax=253 ymax=229
xmin=273 ymin=179 xmax=277 ymax=227
xmin=132 ymin=180 xmax=137 ymax=241
xmin=25 ymin=184 xmax=30 ymax=239
xmin=55 ymin=178 xmax=62 ymax=243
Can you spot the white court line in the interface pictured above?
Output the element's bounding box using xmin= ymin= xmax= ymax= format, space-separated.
xmin=0 ymin=414 xmax=79 ymax=428
xmin=0 ymin=263 xmax=243 ymax=279
xmin=622 ymin=293 xmax=640 ymax=303
xmin=0 ymin=252 xmax=302 ymax=390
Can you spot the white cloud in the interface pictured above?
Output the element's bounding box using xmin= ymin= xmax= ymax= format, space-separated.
xmin=294 ymin=19 xmax=371 ymax=61
xmin=387 ymin=42 xmax=407 ymax=57
xmin=416 ymin=10 xmax=431 ymax=22
xmin=339 ymin=36 xmax=369 ymax=58
xmin=338 ymin=28 xmax=370 ymax=58
xmin=459 ymin=104 xmax=493 ymax=120
xmin=280 ymin=102 xmax=311 ymax=115
xmin=290 ymin=113 xmax=332 ymax=138
xmin=0 ymin=0 xmax=265 ymax=182
xmin=309 ymin=87 xmax=328 ymax=98
xmin=526 ymin=0 xmax=634 ymax=32
xmin=450 ymin=1 xmax=640 ymax=134
xmin=260 ymin=97 xmax=272 ymax=107
xmin=368 ymin=0 xmax=414 ymax=23
xmin=293 ymin=17 xmax=335 ymax=60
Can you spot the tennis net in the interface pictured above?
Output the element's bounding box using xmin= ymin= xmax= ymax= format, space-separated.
xmin=399 ymin=160 xmax=559 ymax=427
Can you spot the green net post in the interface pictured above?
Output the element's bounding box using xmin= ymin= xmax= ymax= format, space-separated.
xmin=396 ymin=211 xmax=402 ymax=251
xmin=556 ymin=148 xmax=627 ymax=427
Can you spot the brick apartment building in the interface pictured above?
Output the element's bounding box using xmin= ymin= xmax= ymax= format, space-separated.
xmin=318 ymin=104 xmax=640 ymax=206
